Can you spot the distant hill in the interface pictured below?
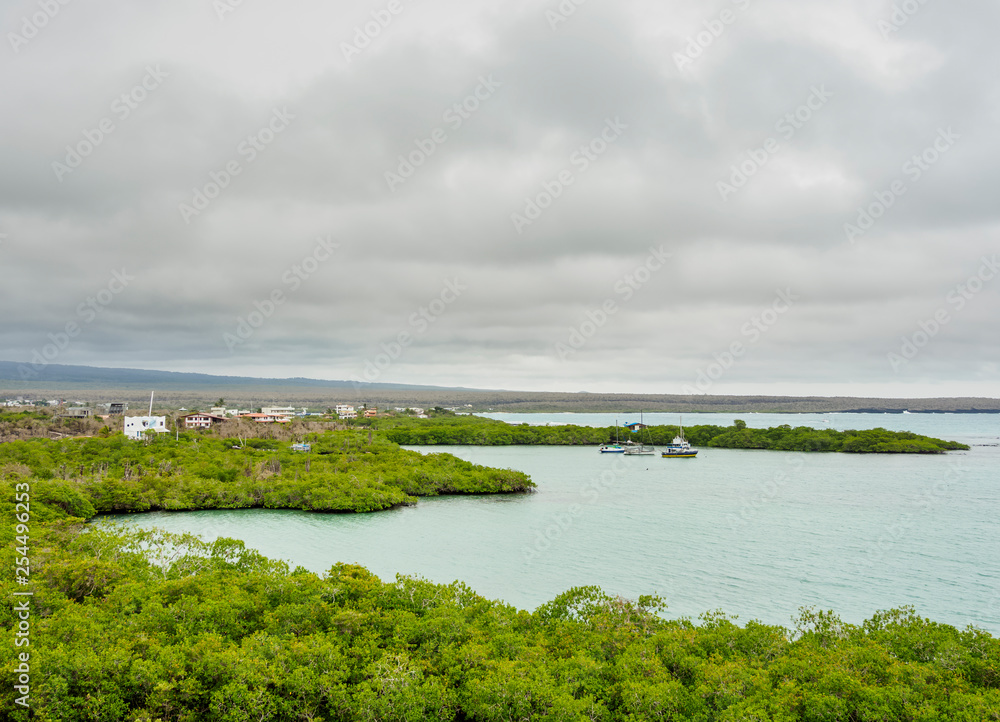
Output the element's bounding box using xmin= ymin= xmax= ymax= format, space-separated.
xmin=0 ymin=360 xmax=465 ymax=392
xmin=1 ymin=361 xmax=997 ymax=413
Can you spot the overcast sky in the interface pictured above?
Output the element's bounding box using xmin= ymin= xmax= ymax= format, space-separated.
xmin=1 ymin=0 xmax=997 ymax=397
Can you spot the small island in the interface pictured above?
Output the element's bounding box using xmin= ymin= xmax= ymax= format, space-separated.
xmin=0 ymin=429 xmax=534 ymax=521
xmin=381 ymin=414 xmax=970 ymax=454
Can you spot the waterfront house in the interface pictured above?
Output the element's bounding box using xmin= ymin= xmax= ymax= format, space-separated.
xmin=181 ymin=413 xmax=228 ymax=430
xmin=239 ymin=413 xmax=291 ymax=424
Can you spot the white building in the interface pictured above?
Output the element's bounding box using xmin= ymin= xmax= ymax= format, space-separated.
xmin=181 ymin=413 xmax=227 ymax=429
xmin=124 ymin=416 xmax=168 ymax=440
xmin=335 ymin=404 xmax=356 ymax=419
xmin=262 ymin=406 xmax=298 ymax=416
xmin=239 ymin=413 xmax=292 ymax=424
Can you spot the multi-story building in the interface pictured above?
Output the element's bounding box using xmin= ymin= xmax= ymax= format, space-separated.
xmin=180 ymin=413 xmax=228 ymax=429
xmin=239 ymin=413 xmax=291 ymax=424
xmin=124 ymin=416 xmax=168 ymax=440
xmin=262 ymin=406 xmax=298 ymax=416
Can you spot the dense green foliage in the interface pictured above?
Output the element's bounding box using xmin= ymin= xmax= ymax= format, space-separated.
xmin=382 ymin=416 xmax=970 ymax=453
xmin=2 ymin=516 xmax=998 ymax=721
xmin=0 ymin=430 xmax=534 ymax=520
xmin=0 ymin=421 xmax=991 ymax=720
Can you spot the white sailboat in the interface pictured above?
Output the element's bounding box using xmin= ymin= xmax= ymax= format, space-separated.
xmin=661 ymin=415 xmax=698 ymax=458
xmin=599 ymin=419 xmax=625 ymax=453
xmin=624 ymin=410 xmax=655 ymax=455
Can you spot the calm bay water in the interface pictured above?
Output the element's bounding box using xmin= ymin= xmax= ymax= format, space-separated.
xmin=111 ymin=413 xmax=1000 ymax=634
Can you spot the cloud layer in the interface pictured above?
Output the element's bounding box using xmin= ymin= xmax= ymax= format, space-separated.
xmin=1 ymin=0 xmax=998 ymax=396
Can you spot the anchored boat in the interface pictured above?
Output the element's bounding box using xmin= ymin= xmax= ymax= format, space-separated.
xmin=662 ymin=416 xmax=698 ymax=458
xmin=599 ymin=419 xmax=626 ymax=453
xmin=624 ymin=410 xmax=655 ymax=455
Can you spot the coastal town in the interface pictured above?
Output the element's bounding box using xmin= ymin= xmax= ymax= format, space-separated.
xmin=1 ymin=396 xmax=438 ymax=440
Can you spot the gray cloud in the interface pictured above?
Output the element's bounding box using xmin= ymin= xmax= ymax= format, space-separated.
xmin=1 ymin=0 xmax=997 ymax=397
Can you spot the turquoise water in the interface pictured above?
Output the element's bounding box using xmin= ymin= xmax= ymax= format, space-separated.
xmin=111 ymin=413 xmax=1000 ymax=634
